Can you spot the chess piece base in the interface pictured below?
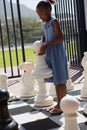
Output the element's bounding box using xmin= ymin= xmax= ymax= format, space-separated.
xmin=34 ymin=95 xmax=54 ymax=107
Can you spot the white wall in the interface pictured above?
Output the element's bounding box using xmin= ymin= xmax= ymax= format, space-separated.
xmin=84 ymin=0 xmax=87 ymax=30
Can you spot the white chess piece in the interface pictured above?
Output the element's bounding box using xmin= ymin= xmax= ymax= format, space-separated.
xmin=32 ymin=40 xmax=54 ymax=106
xmin=67 ymin=62 xmax=74 ymax=90
xmin=0 ymin=73 xmax=14 ymax=100
xmin=83 ymin=103 xmax=87 ymax=115
xmin=0 ymin=73 xmax=8 ymax=90
xmin=49 ymin=83 xmax=56 ymax=98
xmin=19 ymin=61 xmax=37 ymax=97
xmin=81 ymin=52 xmax=87 ymax=97
xmin=60 ymin=95 xmax=80 ymax=130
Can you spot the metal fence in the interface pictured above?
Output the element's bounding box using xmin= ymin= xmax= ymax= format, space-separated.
xmin=55 ymin=0 xmax=82 ymax=66
xmin=0 ymin=0 xmax=24 ymax=78
xmin=0 ymin=0 xmax=84 ymax=78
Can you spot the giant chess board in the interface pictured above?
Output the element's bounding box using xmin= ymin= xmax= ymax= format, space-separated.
xmin=8 ymin=92 xmax=87 ymax=130
xmin=7 ymin=67 xmax=87 ymax=130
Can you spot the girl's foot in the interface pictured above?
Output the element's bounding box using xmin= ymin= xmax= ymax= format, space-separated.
xmin=47 ymin=105 xmax=62 ymax=114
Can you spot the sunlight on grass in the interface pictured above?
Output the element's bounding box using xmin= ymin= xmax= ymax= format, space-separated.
xmin=0 ymin=48 xmax=36 ymax=68
xmin=0 ymin=42 xmax=78 ymax=68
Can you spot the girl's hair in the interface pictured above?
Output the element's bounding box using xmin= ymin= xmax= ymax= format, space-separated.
xmin=36 ymin=0 xmax=56 ymax=10
xmin=36 ymin=1 xmax=52 ymax=9
xmin=47 ymin=0 xmax=56 ymax=4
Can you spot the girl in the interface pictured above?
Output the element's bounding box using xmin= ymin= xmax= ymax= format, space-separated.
xmin=36 ymin=0 xmax=68 ymax=113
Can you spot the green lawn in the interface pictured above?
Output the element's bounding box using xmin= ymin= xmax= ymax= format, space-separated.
xmin=0 ymin=42 xmax=78 ymax=68
xmin=0 ymin=48 xmax=36 ymax=68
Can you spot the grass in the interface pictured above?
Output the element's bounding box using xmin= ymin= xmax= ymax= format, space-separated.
xmin=0 ymin=48 xmax=36 ymax=68
xmin=0 ymin=42 xmax=78 ymax=68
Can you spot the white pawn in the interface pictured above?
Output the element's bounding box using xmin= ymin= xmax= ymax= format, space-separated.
xmin=32 ymin=40 xmax=54 ymax=106
xmin=60 ymin=95 xmax=80 ymax=130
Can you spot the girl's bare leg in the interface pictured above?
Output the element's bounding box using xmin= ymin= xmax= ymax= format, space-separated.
xmin=48 ymin=84 xmax=66 ymax=113
xmin=55 ymin=84 xmax=67 ymax=109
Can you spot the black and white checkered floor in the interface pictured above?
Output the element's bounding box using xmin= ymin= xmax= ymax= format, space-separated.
xmin=7 ymin=67 xmax=87 ymax=130
xmin=8 ymin=91 xmax=87 ymax=130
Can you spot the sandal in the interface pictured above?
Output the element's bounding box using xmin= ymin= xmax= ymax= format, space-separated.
xmin=47 ymin=106 xmax=55 ymax=112
xmin=47 ymin=106 xmax=63 ymax=114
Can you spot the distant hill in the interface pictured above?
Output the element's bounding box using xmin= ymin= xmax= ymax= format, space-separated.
xmin=0 ymin=0 xmax=39 ymax=20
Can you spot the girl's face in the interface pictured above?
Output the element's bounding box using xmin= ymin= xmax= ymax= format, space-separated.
xmin=36 ymin=7 xmax=51 ymax=22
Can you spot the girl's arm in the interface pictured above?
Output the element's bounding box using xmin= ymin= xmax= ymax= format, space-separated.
xmin=46 ymin=19 xmax=64 ymax=47
xmin=53 ymin=19 xmax=64 ymax=43
xmin=38 ymin=19 xmax=64 ymax=55
xmin=41 ymin=34 xmax=45 ymax=43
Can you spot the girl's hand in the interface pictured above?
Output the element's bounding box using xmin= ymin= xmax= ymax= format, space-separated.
xmin=38 ymin=45 xmax=47 ymax=55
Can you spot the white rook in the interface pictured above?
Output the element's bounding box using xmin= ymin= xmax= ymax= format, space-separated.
xmin=60 ymin=95 xmax=80 ymax=130
xmin=32 ymin=40 xmax=54 ymax=106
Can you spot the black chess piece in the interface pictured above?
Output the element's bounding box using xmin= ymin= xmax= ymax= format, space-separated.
xmin=0 ymin=89 xmax=18 ymax=130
